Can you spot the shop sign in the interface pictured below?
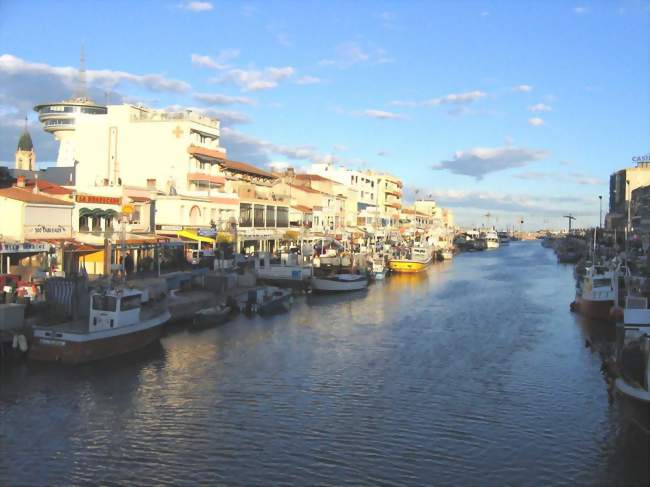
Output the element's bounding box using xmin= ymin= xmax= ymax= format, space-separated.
xmin=24 ymin=224 xmax=72 ymax=239
xmin=632 ymin=153 xmax=650 ymax=163
xmin=0 ymin=242 xmax=51 ymax=253
xmin=159 ymin=225 xmax=183 ymax=231
xmin=76 ymin=194 xmax=121 ymax=205
xmin=198 ymin=228 xmax=217 ymax=237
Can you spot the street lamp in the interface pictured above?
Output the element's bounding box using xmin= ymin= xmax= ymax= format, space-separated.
xmin=598 ymin=195 xmax=602 ymax=229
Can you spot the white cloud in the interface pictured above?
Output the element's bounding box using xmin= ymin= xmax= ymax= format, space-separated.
xmin=193 ymin=92 xmax=256 ymax=106
xmin=433 ymin=145 xmax=548 ymax=179
xmin=573 ymin=6 xmax=589 ymax=14
xmin=181 ymin=1 xmax=213 ymax=12
xmin=163 ymin=104 xmax=252 ymax=126
xmin=215 ymin=66 xmax=295 ymax=91
xmin=294 ymin=75 xmax=322 ymax=85
xmin=360 ymin=109 xmax=406 ymax=120
xmin=319 ymin=42 xmax=392 ymax=68
xmin=0 ymin=54 xmax=190 ymax=93
xmin=480 ymin=11 xmax=489 ymax=17
xmin=221 ymin=127 xmax=320 ymax=165
xmin=515 ymin=170 xmax=606 ymax=187
xmin=513 ymin=84 xmax=533 ymax=93
xmin=191 ymin=50 xmax=241 ymax=70
xmin=268 ymin=160 xmax=290 ymax=171
xmin=392 ymin=90 xmax=486 ymax=108
xmin=528 ymin=117 xmax=545 ymax=126
xmin=529 ymin=103 xmax=552 ymax=112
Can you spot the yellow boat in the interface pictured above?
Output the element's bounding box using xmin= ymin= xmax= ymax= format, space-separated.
xmin=388 ymin=246 xmax=433 ymax=273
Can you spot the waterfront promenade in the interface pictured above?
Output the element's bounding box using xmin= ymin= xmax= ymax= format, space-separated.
xmin=1 ymin=242 xmax=647 ymax=485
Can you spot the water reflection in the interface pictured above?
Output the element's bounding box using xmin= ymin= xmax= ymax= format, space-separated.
xmin=1 ymin=242 xmax=648 ymax=486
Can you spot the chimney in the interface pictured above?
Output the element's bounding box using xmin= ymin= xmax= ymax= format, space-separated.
xmin=16 ymin=175 xmax=25 ymax=188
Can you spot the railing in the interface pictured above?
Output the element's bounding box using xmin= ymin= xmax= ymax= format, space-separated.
xmin=626 ymin=296 xmax=648 ymax=310
xmin=130 ymin=110 xmax=218 ymax=127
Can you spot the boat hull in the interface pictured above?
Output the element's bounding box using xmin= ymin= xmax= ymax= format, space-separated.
xmin=575 ymin=297 xmax=614 ymax=322
xmin=311 ymin=276 xmax=368 ymax=293
xmin=388 ymin=259 xmax=431 ymax=273
xmin=28 ymin=311 xmax=170 ymax=364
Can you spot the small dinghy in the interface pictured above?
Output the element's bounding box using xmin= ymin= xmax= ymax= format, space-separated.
xmin=192 ymin=303 xmax=233 ymax=329
xmin=258 ymin=287 xmax=293 ymax=315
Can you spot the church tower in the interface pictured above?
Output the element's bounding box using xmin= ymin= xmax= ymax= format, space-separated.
xmin=15 ymin=118 xmax=36 ymax=171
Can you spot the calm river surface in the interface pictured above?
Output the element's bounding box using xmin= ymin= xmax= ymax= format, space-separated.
xmin=1 ymin=242 xmax=648 ymax=486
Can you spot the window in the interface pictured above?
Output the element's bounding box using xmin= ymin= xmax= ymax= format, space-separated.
xmin=92 ymin=216 xmax=102 ymax=232
xmin=79 ymin=216 xmax=89 ymax=232
xmin=240 ymin=203 xmax=252 ymax=227
xmin=593 ymin=278 xmax=612 ymax=288
xmin=92 ymin=295 xmax=117 ymax=311
xmin=254 ymin=204 xmax=265 ymax=227
xmin=120 ymin=294 xmax=141 ymax=311
xmin=277 ymin=207 xmax=289 ymax=227
xmin=266 ymin=206 xmax=276 ymax=227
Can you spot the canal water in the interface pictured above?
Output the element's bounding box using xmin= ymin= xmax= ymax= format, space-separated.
xmin=1 ymin=242 xmax=648 ymax=486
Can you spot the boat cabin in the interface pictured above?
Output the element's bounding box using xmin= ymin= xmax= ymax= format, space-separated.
xmin=89 ymin=288 xmax=143 ymax=332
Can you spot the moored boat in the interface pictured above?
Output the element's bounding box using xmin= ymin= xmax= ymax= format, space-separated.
xmin=573 ymin=263 xmax=616 ymax=322
xmin=614 ymin=276 xmax=650 ymax=412
xmin=258 ymin=287 xmax=293 ymax=315
xmin=388 ymin=245 xmax=433 ymax=273
xmin=192 ymin=303 xmax=233 ymax=329
xmin=311 ymin=273 xmax=369 ymax=293
xmin=29 ymin=287 xmax=170 ymax=364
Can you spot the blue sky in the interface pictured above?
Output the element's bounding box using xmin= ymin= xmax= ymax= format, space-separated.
xmin=1 ymin=0 xmax=649 ymax=229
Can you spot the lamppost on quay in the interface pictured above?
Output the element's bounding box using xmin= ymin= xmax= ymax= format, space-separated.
xmin=598 ymin=195 xmax=602 ymax=229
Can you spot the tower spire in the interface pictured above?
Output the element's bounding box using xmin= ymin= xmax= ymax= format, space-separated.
xmin=76 ymin=43 xmax=87 ymax=100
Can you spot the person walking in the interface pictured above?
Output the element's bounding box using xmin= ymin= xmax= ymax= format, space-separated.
xmin=124 ymin=252 xmax=134 ymax=278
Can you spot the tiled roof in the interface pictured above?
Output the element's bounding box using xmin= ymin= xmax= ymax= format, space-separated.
xmin=188 ymin=145 xmax=227 ymax=160
xmin=295 ymin=173 xmax=339 ymax=184
xmin=24 ymin=179 xmax=72 ymax=195
xmin=0 ymin=187 xmax=74 ymax=206
xmin=221 ymin=159 xmax=276 ymax=179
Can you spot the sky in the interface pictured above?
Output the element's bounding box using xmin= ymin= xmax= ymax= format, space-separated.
xmin=1 ymin=0 xmax=649 ymax=230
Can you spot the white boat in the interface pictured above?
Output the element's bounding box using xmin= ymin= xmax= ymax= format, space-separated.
xmin=29 ymin=287 xmax=170 ymax=364
xmin=440 ymin=249 xmax=454 ymax=260
xmin=615 ymin=276 xmax=650 ymax=406
xmin=481 ymin=229 xmax=500 ymax=249
xmin=573 ymin=263 xmax=616 ymax=322
xmin=254 ymin=252 xmax=312 ymax=286
xmin=371 ymin=257 xmax=387 ymax=280
xmin=311 ymin=274 xmax=369 ymax=293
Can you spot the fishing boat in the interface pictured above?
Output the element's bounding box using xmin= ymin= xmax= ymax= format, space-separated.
xmin=573 ymin=263 xmax=616 ymax=322
xmin=192 ymin=303 xmax=233 ymax=329
xmin=254 ymin=252 xmax=312 ymax=288
xmin=438 ymin=249 xmax=454 ymax=260
xmin=29 ymin=287 xmax=171 ymax=364
xmin=311 ymin=273 xmax=369 ymax=293
xmin=371 ymin=257 xmax=387 ymax=280
xmin=481 ymin=229 xmax=500 ymax=249
xmin=614 ymin=275 xmax=650 ymax=409
xmin=388 ymin=245 xmax=433 ymax=273
xmin=498 ymin=232 xmax=510 ymax=245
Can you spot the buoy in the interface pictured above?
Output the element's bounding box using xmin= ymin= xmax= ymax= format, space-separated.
xmin=17 ymin=334 xmax=28 ymax=353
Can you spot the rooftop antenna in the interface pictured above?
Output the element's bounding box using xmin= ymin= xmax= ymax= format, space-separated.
xmin=563 ymin=214 xmax=576 ymax=233
xmin=75 ymin=44 xmax=87 ymax=100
